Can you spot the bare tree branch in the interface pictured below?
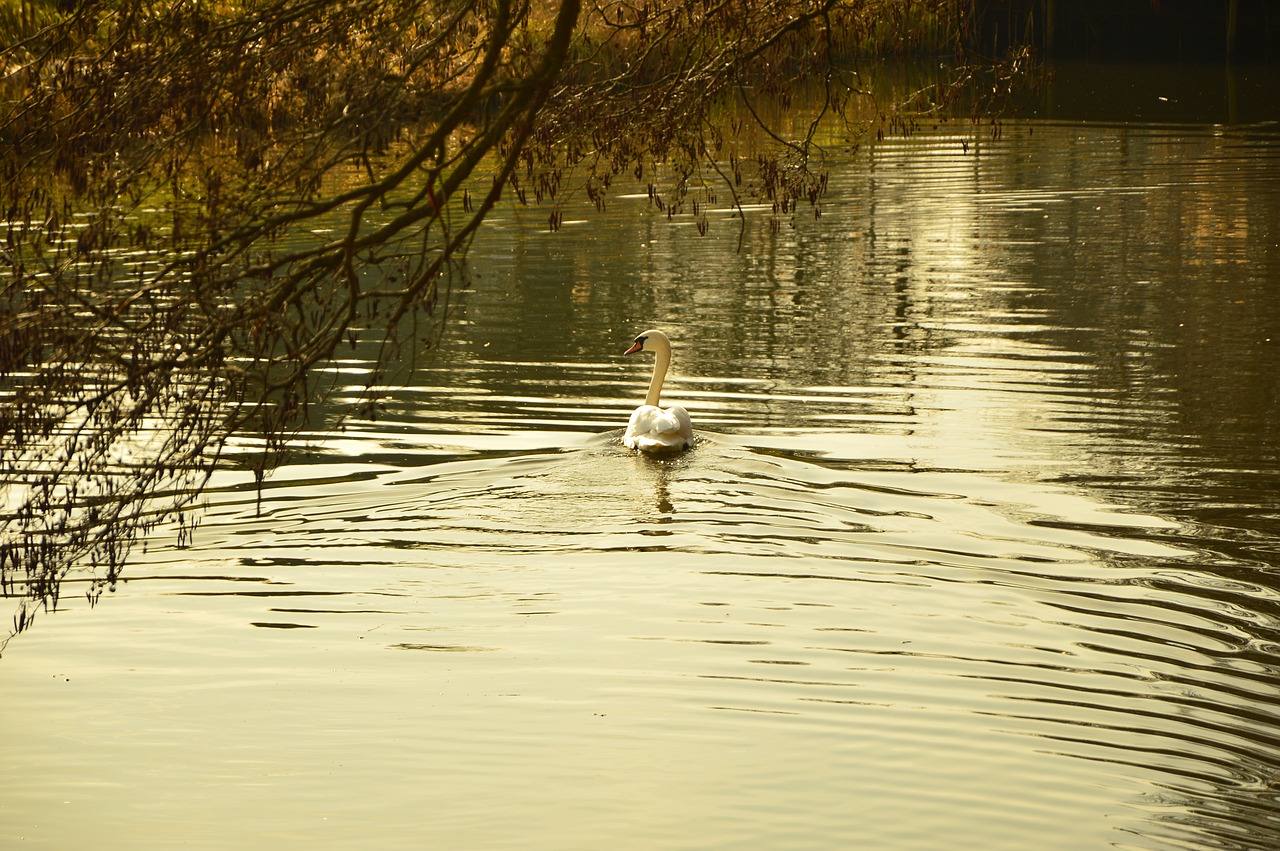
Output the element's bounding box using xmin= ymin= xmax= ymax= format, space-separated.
xmin=1 ymin=0 xmax=1020 ymax=641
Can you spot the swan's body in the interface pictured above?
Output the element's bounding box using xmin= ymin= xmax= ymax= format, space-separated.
xmin=625 ymin=403 xmax=694 ymax=453
xmin=623 ymin=329 xmax=694 ymax=453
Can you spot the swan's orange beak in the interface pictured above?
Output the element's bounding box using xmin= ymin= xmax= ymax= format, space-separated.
xmin=624 ymin=340 xmax=644 ymax=355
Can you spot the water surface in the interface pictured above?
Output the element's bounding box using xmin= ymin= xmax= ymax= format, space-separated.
xmin=3 ymin=111 xmax=1280 ymax=849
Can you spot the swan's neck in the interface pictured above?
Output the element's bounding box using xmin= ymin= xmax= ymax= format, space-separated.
xmin=645 ymin=346 xmax=670 ymax=408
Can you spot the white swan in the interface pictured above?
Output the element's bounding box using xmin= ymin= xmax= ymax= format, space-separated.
xmin=623 ymin=329 xmax=694 ymax=453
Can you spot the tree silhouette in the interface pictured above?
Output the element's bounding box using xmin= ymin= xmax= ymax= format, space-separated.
xmin=1 ymin=0 xmax=994 ymax=635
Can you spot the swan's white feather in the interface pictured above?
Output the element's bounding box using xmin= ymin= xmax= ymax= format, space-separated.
xmin=624 ymin=403 xmax=693 ymax=452
xmin=622 ymin=329 xmax=695 ymax=453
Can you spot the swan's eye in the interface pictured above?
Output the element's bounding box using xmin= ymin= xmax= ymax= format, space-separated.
xmin=634 ymin=335 xmax=647 ymax=346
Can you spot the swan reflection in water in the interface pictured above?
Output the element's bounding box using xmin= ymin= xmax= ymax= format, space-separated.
xmin=628 ymin=448 xmax=684 ymax=515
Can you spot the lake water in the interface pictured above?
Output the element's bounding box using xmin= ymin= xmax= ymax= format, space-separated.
xmin=4 ymin=67 xmax=1280 ymax=849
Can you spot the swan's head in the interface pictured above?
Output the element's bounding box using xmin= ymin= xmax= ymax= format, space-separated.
xmin=624 ymin=329 xmax=671 ymax=356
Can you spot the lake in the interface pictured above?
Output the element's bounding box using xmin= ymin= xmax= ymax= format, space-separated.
xmin=3 ymin=62 xmax=1280 ymax=850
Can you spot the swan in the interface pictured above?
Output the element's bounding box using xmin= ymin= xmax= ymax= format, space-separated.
xmin=623 ymin=329 xmax=694 ymax=453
